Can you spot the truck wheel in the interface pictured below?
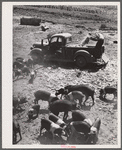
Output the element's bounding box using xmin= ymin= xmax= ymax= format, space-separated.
xmin=31 ymin=53 xmax=42 ymax=64
xmin=75 ymin=56 xmax=87 ymax=68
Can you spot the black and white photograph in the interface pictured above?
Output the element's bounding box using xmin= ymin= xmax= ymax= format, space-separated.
xmin=2 ymin=1 xmax=121 ymax=148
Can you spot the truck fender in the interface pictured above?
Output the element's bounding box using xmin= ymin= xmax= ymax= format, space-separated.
xmin=74 ymin=50 xmax=94 ymax=63
xmin=29 ymin=48 xmax=43 ymax=56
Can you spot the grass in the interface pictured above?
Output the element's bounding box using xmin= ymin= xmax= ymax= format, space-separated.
xmin=13 ymin=5 xmax=117 ymax=24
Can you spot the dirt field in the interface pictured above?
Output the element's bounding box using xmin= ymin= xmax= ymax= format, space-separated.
xmin=13 ymin=5 xmax=118 ymax=145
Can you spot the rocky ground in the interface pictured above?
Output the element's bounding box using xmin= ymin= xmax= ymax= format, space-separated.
xmin=13 ymin=5 xmax=118 ymax=145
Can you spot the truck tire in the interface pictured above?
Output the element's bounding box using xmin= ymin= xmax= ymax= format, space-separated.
xmin=75 ymin=56 xmax=87 ymax=68
xmin=29 ymin=49 xmax=43 ymax=64
xmin=31 ymin=53 xmax=42 ymax=64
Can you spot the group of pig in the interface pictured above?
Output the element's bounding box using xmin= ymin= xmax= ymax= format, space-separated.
xmin=13 ymin=84 xmax=103 ymax=144
xmin=13 ymin=57 xmax=37 ymax=83
xmin=13 ymin=57 xmax=117 ymax=144
xmin=14 ymin=105 xmax=101 ymax=144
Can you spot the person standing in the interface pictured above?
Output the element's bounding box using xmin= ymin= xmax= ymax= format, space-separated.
xmin=81 ymin=32 xmax=104 ymax=58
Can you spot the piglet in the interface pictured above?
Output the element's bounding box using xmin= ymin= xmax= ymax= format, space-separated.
xmin=99 ymin=86 xmax=117 ymax=99
xmin=67 ymin=121 xmax=91 ymax=143
xmin=49 ymin=113 xmax=66 ymax=128
xmin=28 ymin=104 xmax=40 ymax=120
xmin=64 ymin=91 xmax=85 ymax=107
xmin=55 ymin=84 xmax=95 ymax=106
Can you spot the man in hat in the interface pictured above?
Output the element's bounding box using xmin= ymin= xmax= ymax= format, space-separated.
xmin=81 ymin=32 xmax=104 ymax=50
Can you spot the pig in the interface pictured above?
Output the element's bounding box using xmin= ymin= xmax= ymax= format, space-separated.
xmin=34 ymin=90 xmax=58 ymax=104
xmin=99 ymin=86 xmax=117 ymax=99
xmin=49 ymin=96 xmax=59 ymax=104
xmin=72 ymin=110 xmax=92 ymax=126
xmin=49 ymin=100 xmax=79 ymax=121
xmin=34 ymin=90 xmax=51 ymax=104
xmin=13 ymin=61 xmax=24 ymax=70
xmin=55 ymin=88 xmax=68 ymax=99
xmin=14 ymin=69 xmax=23 ymax=79
xmin=29 ymin=70 xmax=37 ymax=84
xmin=26 ymin=58 xmax=34 ymax=68
xmin=49 ymin=113 xmax=69 ymax=137
xmin=40 ymin=118 xmax=65 ymax=143
xmin=64 ymin=91 xmax=85 ymax=107
xmin=72 ymin=110 xmax=86 ymax=121
xmin=55 ymin=84 xmax=95 ymax=106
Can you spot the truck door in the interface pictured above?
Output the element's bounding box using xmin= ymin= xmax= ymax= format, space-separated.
xmin=49 ymin=36 xmax=58 ymax=54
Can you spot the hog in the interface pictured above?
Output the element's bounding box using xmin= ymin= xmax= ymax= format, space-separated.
xmin=34 ymin=90 xmax=58 ymax=104
xmin=29 ymin=70 xmax=37 ymax=84
xmin=72 ymin=110 xmax=92 ymax=126
xmin=21 ymin=65 xmax=30 ymax=76
xmin=55 ymin=84 xmax=95 ymax=106
xmin=49 ymin=113 xmax=66 ymax=128
xmin=49 ymin=113 xmax=69 ymax=137
xmin=14 ymin=69 xmax=23 ymax=79
xmin=13 ymin=61 xmax=24 ymax=70
xmin=30 ymin=70 xmax=37 ymax=79
xmin=67 ymin=121 xmax=91 ymax=143
xmin=49 ymin=96 xmax=59 ymax=104
xmin=13 ymin=119 xmax=22 ymax=144
xmin=28 ymin=104 xmax=40 ymax=120
xmin=64 ymin=91 xmax=85 ymax=107
xmin=40 ymin=118 xmax=65 ymax=143
xmin=13 ymin=96 xmax=21 ymax=110
xmin=26 ymin=58 xmax=34 ymax=68
xmin=99 ymin=86 xmax=117 ymax=99
xmin=34 ymin=90 xmax=51 ymax=104
xmin=49 ymin=100 xmax=79 ymax=121
xmin=55 ymin=88 xmax=68 ymax=99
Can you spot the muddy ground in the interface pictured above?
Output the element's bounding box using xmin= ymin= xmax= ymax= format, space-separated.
xmin=13 ymin=6 xmax=118 ymax=145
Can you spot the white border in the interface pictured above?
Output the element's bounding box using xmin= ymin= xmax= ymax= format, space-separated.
xmin=2 ymin=2 xmax=121 ymax=148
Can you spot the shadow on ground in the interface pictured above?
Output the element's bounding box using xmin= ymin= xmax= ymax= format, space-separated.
xmin=99 ymin=96 xmax=117 ymax=104
xmin=80 ymin=104 xmax=92 ymax=111
xmin=37 ymin=60 xmax=106 ymax=73
xmin=37 ymin=131 xmax=67 ymax=144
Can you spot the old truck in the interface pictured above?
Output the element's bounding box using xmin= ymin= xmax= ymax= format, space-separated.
xmin=29 ymin=33 xmax=108 ymax=68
